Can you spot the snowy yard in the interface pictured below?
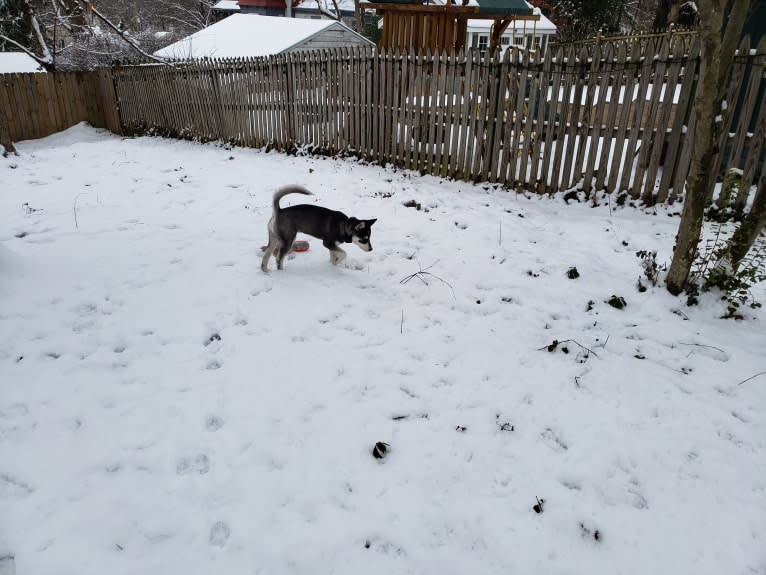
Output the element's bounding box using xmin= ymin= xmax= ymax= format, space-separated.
xmin=1 ymin=125 xmax=764 ymax=575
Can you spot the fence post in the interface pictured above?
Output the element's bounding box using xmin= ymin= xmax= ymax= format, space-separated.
xmin=285 ymin=52 xmax=296 ymax=145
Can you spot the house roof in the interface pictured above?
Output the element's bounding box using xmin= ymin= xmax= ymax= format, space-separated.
xmin=211 ymin=0 xmax=240 ymax=10
xmin=0 ymin=52 xmax=46 ymax=73
xmin=153 ymin=14 xmax=370 ymax=60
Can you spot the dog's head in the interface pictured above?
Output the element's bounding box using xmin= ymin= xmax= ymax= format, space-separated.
xmin=349 ymin=218 xmax=377 ymax=252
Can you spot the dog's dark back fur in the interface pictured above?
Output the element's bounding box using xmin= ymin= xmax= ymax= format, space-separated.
xmin=278 ymin=205 xmax=372 ymax=246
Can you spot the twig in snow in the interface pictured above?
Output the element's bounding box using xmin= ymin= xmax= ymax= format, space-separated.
xmin=400 ymin=309 xmax=404 ymax=334
xmin=400 ymin=259 xmax=456 ymax=300
xmin=73 ymin=193 xmax=85 ymax=229
xmin=737 ymin=370 xmax=766 ymax=386
xmin=678 ymin=342 xmax=726 ymax=354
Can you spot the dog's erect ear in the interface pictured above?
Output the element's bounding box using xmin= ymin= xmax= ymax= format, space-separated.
xmin=354 ymin=221 xmax=366 ymax=231
xmin=367 ymin=218 xmax=377 ymax=227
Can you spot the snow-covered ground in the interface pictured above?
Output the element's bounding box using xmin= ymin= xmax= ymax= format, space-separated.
xmin=1 ymin=124 xmax=764 ymax=575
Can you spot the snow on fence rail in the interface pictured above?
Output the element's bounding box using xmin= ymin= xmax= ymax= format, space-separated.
xmin=1 ymin=36 xmax=764 ymax=205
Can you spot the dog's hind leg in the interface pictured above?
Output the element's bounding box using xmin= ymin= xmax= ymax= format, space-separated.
xmin=261 ymin=231 xmax=279 ymax=272
xmin=276 ymin=232 xmax=296 ymax=270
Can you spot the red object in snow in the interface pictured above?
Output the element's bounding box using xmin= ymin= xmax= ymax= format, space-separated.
xmin=273 ymin=240 xmax=309 ymax=256
xmin=238 ymin=0 xmax=303 ymax=7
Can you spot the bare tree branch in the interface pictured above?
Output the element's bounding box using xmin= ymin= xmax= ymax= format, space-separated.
xmin=317 ymin=0 xmax=343 ymax=20
xmin=84 ymin=2 xmax=170 ymax=65
xmin=50 ymin=0 xmax=74 ymax=33
xmin=29 ymin=6 xmax=54 ymax=63
xmin=0 ymin=33 xmax=52 ymax=68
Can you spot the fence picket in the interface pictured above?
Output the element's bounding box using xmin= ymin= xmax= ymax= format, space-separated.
xmin=659 ymin=39 xmax=698 ymax=202
xmin=582 ymin=43 xmax=612 ymax=195
xmin=538 ymin=46 xmax=563 ymax=192
xmin=549 ymin=46 xmax=576 ymax=192
xmin=620 ymin=38 xmax=656 ymax=196
xmin=636 ymin=39 xmax=671 ymax=203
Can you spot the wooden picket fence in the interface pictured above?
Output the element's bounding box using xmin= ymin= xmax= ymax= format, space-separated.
xmin=0 ymin=70 xmax=120 ymax=150
xmin=2 ymin=36 xmax=764 ymax=206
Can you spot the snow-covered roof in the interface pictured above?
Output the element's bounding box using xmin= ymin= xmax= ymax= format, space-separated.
xmin=467 ymin=7 xmax=556 ymax=32
xmin=212 ymin=0 xmax=240 ymax=10
xmin=0 ymin=52 xmax=46 ymax=74
xmin=154 ymin=14 xmax=364 ymax=59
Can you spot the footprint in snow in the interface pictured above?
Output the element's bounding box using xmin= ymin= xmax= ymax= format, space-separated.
xmin=205 ymin=415 xmax=224 ymax=432
xmin=176 ymin=454 xmax=210 ymax=475
xmin=540 ymin=428 xmax=568 ymax=452
xmin=203 ymin=333 xmax=222 ymax=348
xmin=209 ymin=521 xmax=231 ymax=548
xmin=0 ymin=554 xmax=16 ymax=575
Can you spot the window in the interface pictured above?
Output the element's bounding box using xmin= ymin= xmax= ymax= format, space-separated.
xmin=500 ymin=37 xmax=510 ymax=45
xmin=533 ymin=36 xmax=542 ymax=50
xmin=513 ymin=36 xmax=524 ymax=47
xmin=478 ymin=35 xmax=488 ymax=51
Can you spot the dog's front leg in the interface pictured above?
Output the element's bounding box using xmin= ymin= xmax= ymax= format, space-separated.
xmin=323 ymin=240 xmax=347 ymax=266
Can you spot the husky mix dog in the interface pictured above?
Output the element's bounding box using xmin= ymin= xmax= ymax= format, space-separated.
xmin=261 ymin=185 xmax=377 ymax=272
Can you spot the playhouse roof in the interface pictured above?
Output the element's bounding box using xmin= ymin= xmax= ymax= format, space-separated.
xmin=365 ymin=0 xmax=535 ymax=17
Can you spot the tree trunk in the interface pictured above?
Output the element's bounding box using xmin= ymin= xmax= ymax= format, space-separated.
xmin=719 ymin=166 xmax=766 ymax=270
xmin=665 ymin=18 xmax=722 ymax=294
xmin=665 ymin=0 xmax=751 ymax=295
xmin=354 ymin=0 xmax=363 ymax=32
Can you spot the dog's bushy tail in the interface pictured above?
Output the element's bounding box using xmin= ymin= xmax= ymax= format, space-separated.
xmin=273 ymin=185 xmax=312 ymax=213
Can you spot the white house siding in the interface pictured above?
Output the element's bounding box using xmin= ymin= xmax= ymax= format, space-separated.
xmin=295 ymin=25 xmax=373 ymax=50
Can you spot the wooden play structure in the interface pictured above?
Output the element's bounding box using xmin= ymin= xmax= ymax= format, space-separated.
xmin=363 ymin=0 xmax=540 ymax=52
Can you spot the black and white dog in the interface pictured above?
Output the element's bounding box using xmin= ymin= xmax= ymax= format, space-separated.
xmin=261 ymin=185 xmax=377 ymax=272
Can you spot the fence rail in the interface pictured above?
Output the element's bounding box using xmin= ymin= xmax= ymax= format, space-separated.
xmin=2 ymin=37 xmax=765 ymax=206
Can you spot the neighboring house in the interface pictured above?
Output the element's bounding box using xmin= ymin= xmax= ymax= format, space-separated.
xmin=212 ymin=0 xmax=358 ymax=28
xmin=296 ymin=0 xmax=357 ymax=28
xmin=467 ymin=7 xmax=556 ymax=55
xmin=153 ymin=13 xmax=373 ymax=60
xmin=0 ymin=52 xmax=46 ymax=74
